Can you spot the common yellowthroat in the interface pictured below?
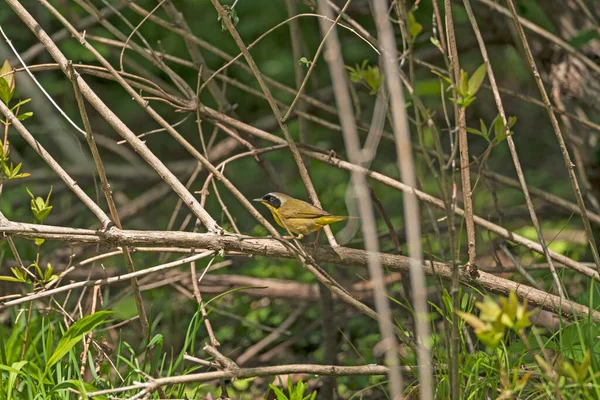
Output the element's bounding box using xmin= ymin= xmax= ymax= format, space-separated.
xmin=253 ymin=192 xmax=350 ymax=240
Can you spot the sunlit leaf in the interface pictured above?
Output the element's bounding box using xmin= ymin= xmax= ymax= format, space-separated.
xmin=468 ymin=63 xmax=488 ymax=96
xmin=408 ymin=12 xmax=423 ymax=39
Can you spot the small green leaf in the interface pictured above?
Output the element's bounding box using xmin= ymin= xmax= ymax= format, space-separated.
xmin=36 ymin=206 xmax=53 ymax=223
xmin=147 ymin=333 xmax=163 ymax=348
xmin=459 ymin=70 xmax=469 ymax=97
xmin=44 ymin=263 xmax=53 ymax=282
xmin=10 ymin=172 xmax=30 ymax=179
xmin=10 ymin=267 xmax=26 ymax=282
xmin=0 ymin=60 xmax=14 ymax=105
xmin=0 ymin=60 xmax=14 ymax=92
xmin=269 ymin=384 xmax=288 ymax=400
xmin=408 ymin=12 xmax=423 ymax=39
xmin=17 ymin=112 xmax=33 ymax=121
xmin=568 ymin=29 xmax=600 ymax=49
xmin=298 ymin=57 xmax=311 ymax=67
xmin=7 ymin=360 xmax=27 ymax=399
xmin=45 ymin=185 xmax=53 ymax=207
xmin=31 ymin=261 xmax=43 ymax=278
xmin=431 ymin=69 xmax=452 ymax=85
xmin=468 ymin=63 xmax=487 ymax=96
xmin=466 ymin=127 xmax=490 ymax=142
xmin=430 ymin=37 xmax=443 ymax=52
xmin=493 ymin=115 xmax=505 ymax=141
xmin=0 ymin=275 xmax=25 ymax=282
xmin=0 ymin=78 xmax=11 ymax=105
xmin=12 ymin=162 xmax=21 ymax=175
xmin=460 ymin=95 xmax=475 ymax=108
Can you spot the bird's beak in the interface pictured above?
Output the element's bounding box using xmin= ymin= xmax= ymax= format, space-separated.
xmin=252 ymin=198 xmax=263 ymax=203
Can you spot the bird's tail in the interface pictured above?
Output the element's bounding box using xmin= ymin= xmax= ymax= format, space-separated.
xmin=320 ymin=215 xmax=358 ymax=225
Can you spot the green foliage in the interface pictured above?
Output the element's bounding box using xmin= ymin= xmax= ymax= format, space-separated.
xmin=2 ymin=3 xmax=600 ymax=399
xmin=466 ymin=114 xmax=517 ymax=144
xmin=456 ymin=63 xmax=487 ymax=107
xmin=45 ymin=311 xmax=112 ymax=371
xmin=0 ymin=60 xmax=15 ymax=105
xmin=407 ymin=12 xmax=423 ymax=40
xmin=268 ymin=376 xmax=317 ymax=400
xmin=569 ymin=29 xmax=600 ymax=48
xmin=0 ymin=311 xmax=112 ymax=399
xmin=218 ymin=4 xmax=239 ymax=31
xmin=26 ymin=186 xmax=53 ymax=224
xmin=0 ymin=60 xmax=32 ymax=187
xmin=346 ymin=60 xmax=384 ymax=95
xmin=457 ymin=292 xmax=533 ymax=349
xmin=298 ymin=57 xmax=312 ymax=68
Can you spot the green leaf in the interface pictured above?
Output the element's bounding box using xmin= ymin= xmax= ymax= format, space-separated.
xmin=52 ymin=380 xmax=105 ymax=400
xmin=7 ymin=360 xmax=27 ymax=399
xmin=480 ymin=119 xmax=488 ymax=139
xmin=568 ymin=29 xmax=600 ymax=49
xmin=269 ymin=384 xmax=289 ymax=400
xmin=31 ymin=261 xmax=43 ymax=278
xmin=468 ymin=63 xmax=487 ymax=96
xmin=364 ymin=65 xmax=383 ymax=94
xmin=430 ymin=37 xmax=443 ymax=52
xmin=35 ymin=205 xmax=52 ymax=223
xmin=0 ymin=275 xmax=25 ymax=282
xmin=466 ymin=127 xmax=490 ymax=142
xmin=460 ymin=95 xmax=475 ymax=108
xmin=0 ymin=78 xmax=11 ymax=105
xmin=298 ymin=57 xmax=311 ymax=67
xmin=459 ymin=69 xmax=469 ymax=97
xmin=45 ymin=185 xmax=53 ymax=207
xmin=408 ymin=12 xmax=423 ymax=39
xmin=0 ymin=60 xmax=14 ymax=92
xmin=0 ymin=60 xmax=14 ymax=105
xmin=12 ymin=162 xmax=21 ymax=175
xmin=431 ymin=69 xmax=452 ymax=85
xmin=45 ymin=310 xmax=112 ymax=371
xmin=44 ymin=263 xmax=54 ymax=282
xmin=493 ymin=115 xmax=505 ymax=141
xmin=576 ymin=351 xmax=591 ymax=381
xmin=17 ymin=112 xmax=33 ymax=121
xmin=287 ymin=376 xmax=293 ymax=399
xmin=10 ymin=267 xmax=27 ymax=282
xmin=292 ymin=380 xmax=306 ymax=400
xmin=147 ymin=333 xmax=163 ymax=348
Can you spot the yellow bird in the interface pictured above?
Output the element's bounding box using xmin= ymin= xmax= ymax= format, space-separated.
xmin=253 ymin=192 xmax=350 ymax=241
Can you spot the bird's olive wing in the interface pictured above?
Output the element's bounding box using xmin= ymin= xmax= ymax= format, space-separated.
xmin=278 ymin=198 xmax=331 ymax=219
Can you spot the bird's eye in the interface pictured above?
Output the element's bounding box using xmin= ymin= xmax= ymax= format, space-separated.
xmin=262 ymin=194 xmax=280 ymax=208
